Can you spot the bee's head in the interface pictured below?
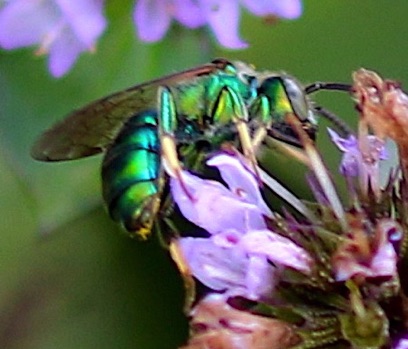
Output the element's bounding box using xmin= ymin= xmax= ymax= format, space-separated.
xmin=256 ymin=75 xmax=317 ymax=147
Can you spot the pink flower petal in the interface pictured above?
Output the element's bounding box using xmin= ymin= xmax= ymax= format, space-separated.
xmin=133 ymin=0 xmax=171 ymax=42
xmin=179 ymin=237 xmax=248 ymax=293
xmin=199 ymin=0 xmax=248 ymax=49
xmin=207 ymin=154 xmax=272 ymax=217
xmin=170 ymin=170 xmax=267 ymax=234
xmin=268 ymin=0 xmax=302 ymax=19
xmin=0 ymin=0 xmax=106 ymax=77
xmin=241 ymin=230 xmax=312 ymax=273
xmin=56 ymin=0 xmax=106 ymax=47
xmin=245 ymin=255 xmax=276 ymax=299
xmin=48 ymin=28 xmax=84 ymax=77
xmin=179 ymin=236 xmax=276 ymax=300
xmin=241 ymin=0 xmax=302 ymax=19
xmin=0 ymin=0 xmax=56 ymax=48
xmin=173 ymin=0 xmax=206 ymax=28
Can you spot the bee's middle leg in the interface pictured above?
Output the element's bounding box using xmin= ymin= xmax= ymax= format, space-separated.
xmin=213 ymin=86 xmax=260 ymax=178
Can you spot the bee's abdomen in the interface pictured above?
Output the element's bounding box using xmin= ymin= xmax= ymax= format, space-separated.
xmin=101 ymin=111 xmax=162 ymax=239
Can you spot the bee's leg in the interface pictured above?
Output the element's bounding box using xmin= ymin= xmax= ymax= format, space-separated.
xmin=169 ymin=238 xmax=196 ymax=311
xmin=247 ymin=95 xmax=272 ymax=152
xmin=154 ymin=211 xmax=178 ymax=247
xmin=152 ymin=205 xmax=195 ymax=310
xmin=213 ymin=86 xmax=260 ymax=178
xmin=155 ymin=143 xmax=208 ymax=246
xmin=251 ymin=126 xmax=268 ymax=152
xmin=158 ymin=86 xmax=193 ymax=200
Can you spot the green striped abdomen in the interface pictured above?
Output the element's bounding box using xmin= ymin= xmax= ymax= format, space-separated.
xmin=101 ymin=111 xmax=163 ymax=239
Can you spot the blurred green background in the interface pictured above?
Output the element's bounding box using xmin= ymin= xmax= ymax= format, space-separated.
xmin=1 ymin=1 xmax=408 ymax=348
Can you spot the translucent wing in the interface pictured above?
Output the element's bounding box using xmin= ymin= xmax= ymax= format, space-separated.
xmin=31 ymin=60 xmax=228 ymax=161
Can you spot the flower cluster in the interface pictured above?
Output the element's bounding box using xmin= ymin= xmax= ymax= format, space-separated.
xmin=172 ymin=154 xmax=312 ymax=303
xmin=0 ymin=0 xmax=302 ymax=77
xmin=134 ymin=0 xmax=302 ymax=49
xmin=0 ymin=0 xmax=107 ymax=77
xmin=168 ymin=69 xmax=408 ymax=348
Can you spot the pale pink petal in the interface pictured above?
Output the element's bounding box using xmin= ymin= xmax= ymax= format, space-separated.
xmin=207 ymin=154 xmax=272 ymax=217
xmin=199 ymin=0 xmax=248 ymax=49
xmin=241 ymin=230 xmax=312 ymax=273
xmin=0 ymin=0 xmax=106 ymax=77
xmin=370 ymin=244 xmax=397 ymax=277
xmin=171 ymin=170 xmax=266 ymax=234
xmin=56 ymin=0 xmax=106 ymax=47
xmin=240 ymin=0 xmax=271 ymax=16
xmin=0 ymin=0 xmax=57 ymax=48
xmin=179 ymin=237 xmax=248 ymax=293
xmin=241 ymin=0 xmax=302 ymax=19
xmin=48 ymin=28 xmax=84 ymax=77
xmin=133 ymin=0 xmax=171 ymax=42
xmin=327 ymin=128 xmax=357 ymax=153
xmin=174 ymin=0 xmax=206 ymax=28
xmin=179 ymin=236 xmax=276 ymax=300
xmin=245 ymin=255 xmax=276 ymax=299
xmin=268 ymin=0 xmax=302 ymax=19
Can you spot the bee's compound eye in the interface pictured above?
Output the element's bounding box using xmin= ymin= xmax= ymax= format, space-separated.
xmin=282 ymin=77 xmax=310 ymax=122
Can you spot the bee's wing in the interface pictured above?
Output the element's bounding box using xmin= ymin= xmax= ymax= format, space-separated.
xmin=31 ymin=61 xmax=228 ymax=161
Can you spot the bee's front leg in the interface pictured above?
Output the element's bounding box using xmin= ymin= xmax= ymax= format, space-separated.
xmin=158 ymin=86 xmax=194 ymax=201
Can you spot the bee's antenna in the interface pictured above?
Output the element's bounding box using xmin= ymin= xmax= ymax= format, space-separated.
xmin=313 ymin=105 xmax=355 ymax=137
xmin=304 ymin=81 xmax=354 ymax=137
xmin=304 ymin=82 xmax=352 ymax=95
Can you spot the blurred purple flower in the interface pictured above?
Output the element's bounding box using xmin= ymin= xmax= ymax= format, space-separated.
xmin=0 ymin=0 xmax=106 ymax=77
xmin=241 ymin=0 xmax=302 ymax=19
xmin=134 ymin=0 xmax=205 ymax=43
xmin=394 ymin=335 xmax=408 ymax=349
xmin=170 ymin=154 xmax=312 ymax=300
xmin=133 ymin=0 xmax=303 ymax=49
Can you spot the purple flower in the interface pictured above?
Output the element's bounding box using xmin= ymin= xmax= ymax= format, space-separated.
xmin=134 ymin=0 xmax=205 ymax=43
xmin=171 ymin=154 xmax=272 ymax=234
xmin=394 ymin=335 xmax=408 ymax=349
xmin=0 ymin=0 xmax=106 ymax=77
xmin=241 ymin=0 xmax=302 ymax=19
xmin=133 ymin=0 xmax=303 ymax=49
xmin=328 ymin=128 xmax=387 ymax=195
xmin=170 ymin=154 xmax=312 ymax=300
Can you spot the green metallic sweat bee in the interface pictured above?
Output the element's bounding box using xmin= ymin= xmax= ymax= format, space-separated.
xmin=31 ymin=58 xmax=350 ymax=239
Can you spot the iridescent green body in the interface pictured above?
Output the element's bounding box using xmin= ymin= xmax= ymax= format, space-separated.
xmin=31 ymin=59 xmax=319 ymax=238
xmin=101 ymin=112 xmax=162 ymax=235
